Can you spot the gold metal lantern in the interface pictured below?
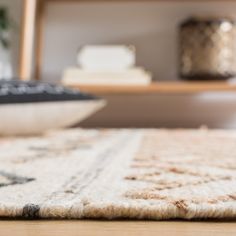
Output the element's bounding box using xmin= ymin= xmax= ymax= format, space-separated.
xmin=179 ymin=17 xmax=236 ymax=80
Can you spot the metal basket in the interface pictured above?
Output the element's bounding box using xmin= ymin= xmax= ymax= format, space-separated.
xmin=179 ymin=17 xmax=236 ymax=80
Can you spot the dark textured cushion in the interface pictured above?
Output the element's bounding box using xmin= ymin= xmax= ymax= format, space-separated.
xmin=0 ymin=79 xmax=97 ymax=104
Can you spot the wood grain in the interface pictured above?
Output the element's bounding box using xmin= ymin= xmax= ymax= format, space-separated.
xmin=44 ymin=0 xmax=171 ymax=1
xmin=35 ymin=0 xmax=46 ymax=80
xmin=19 ymin=0 xmax=37 ymax=80
xmin=0 ymin=221 xmax=235 ymax=236
xmin=66 ymin=81 xmax=236 ymax=94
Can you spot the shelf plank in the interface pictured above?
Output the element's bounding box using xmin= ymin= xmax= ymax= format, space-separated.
xmin=66 ymin=81 xmax=236 ymax=95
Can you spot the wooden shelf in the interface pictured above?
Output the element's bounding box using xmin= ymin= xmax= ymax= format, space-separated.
xmin=67 ymin=81 xmax=236 ymax=95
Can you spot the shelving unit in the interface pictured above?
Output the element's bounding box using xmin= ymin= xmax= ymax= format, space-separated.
xmin=20 ymin=0 xmax=236 ymax=94
xmin=67 ymin=81 xmax=236 ymax=94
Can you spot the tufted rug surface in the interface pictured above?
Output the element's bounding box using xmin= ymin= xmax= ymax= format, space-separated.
xmin=0 ymin=128 xmax=236 ymax=220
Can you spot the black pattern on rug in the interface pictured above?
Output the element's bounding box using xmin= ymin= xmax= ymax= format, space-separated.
xmin=0 ymin=171 xmax=35 ymax=188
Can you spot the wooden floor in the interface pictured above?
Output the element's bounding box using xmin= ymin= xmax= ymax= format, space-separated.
xmin=0 ymin=221 xmax=235 ymax=236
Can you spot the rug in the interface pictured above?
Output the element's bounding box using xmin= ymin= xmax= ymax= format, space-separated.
xmin=0 ymin=128 xmax=236 ymax=220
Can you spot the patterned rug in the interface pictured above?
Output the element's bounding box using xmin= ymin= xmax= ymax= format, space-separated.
xmin=0 ymin=128 xmax=236 ymax=220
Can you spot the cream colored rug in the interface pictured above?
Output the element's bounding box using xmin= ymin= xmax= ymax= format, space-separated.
xmin=0 ymin=128 xmax=236 ymax=220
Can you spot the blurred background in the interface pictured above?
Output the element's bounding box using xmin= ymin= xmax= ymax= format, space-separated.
xmin=3 ymin=0 xmax=236 ymax=129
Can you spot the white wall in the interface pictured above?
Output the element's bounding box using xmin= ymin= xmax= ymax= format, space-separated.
xmin=0 ymin=0 xmax=22 ymax=77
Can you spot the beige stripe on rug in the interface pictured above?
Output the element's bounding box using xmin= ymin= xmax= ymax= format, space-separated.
xmin=0 ymin=128 xmax=236 ymax=220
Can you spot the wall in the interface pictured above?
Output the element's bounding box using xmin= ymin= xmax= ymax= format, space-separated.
xmin=80 ymin=93 xmax=236 ymax=129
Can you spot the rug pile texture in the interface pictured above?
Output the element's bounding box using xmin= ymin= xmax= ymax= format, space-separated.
xmin=0 ymin=128 xmax=236 ymax=219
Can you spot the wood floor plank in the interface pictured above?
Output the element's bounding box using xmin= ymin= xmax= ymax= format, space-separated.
xmin=0 ymin=221 xmax=235 ymax=236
